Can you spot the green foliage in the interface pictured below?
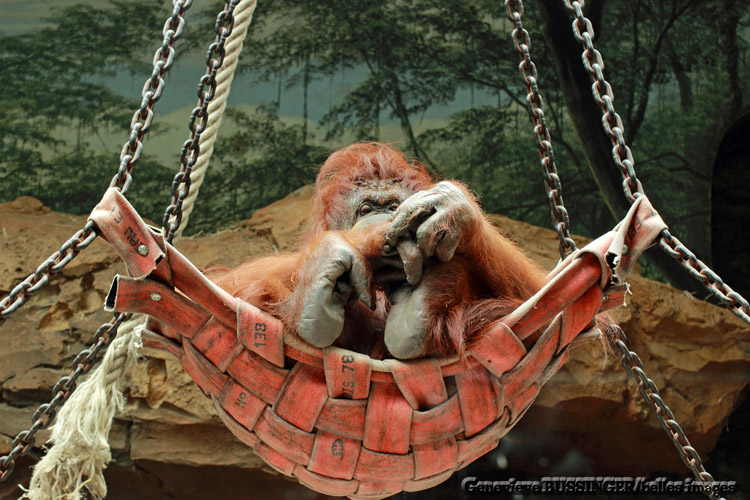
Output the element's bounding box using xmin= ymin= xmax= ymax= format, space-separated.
xmin=420 ymin=106 xmax=543 ymax=214
xmin=237 ymin=0 xmax=609 ymax=233
xmin=241 ymin=0 xmax=521 ymax=161
xmin=585 ymin=0 xmax=748 ymax=272
xmin=0 ymin=0 xmax=174 ymax=222
xmin=419 ymin=104 xmax=607 ymax=235
xmin=185 ymin=105 xmax=327 ymax=234
xmin=0 ymin=1 xmax=323 ymax=235
xmin=237 ymin=0 xmax=748 ymax=257
xmin=2 ymin=0 xmax=749 ymax=282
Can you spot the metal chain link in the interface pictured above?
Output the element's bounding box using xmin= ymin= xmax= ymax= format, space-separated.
xmin=560 ymin=3 xmax=742 ymax=492
xmin=162 ymin=0 xmax=241 ymax=243
xmin=0 ymin=221 xmax=98 ymax=326
xmin=0 ymin=0 xmax=193 ymax=327
xmin=110 ymin=0 xmax=194 ymax=195
xmin=0 ymin=0 xmax=195 ymax=483
xmin=0 ymin=313 xmax=131 ymax=482
xmin=659 ymin=231 xmax=750 ymax=324
xmin=605 ymin=324 xmax=726 ymax=500
xmin=504 ymin=0 xmax=577 ymax=259
xmin=562 ymin=0 xmax=643 ymax=203
xmin=561 ymin=0 xmax=750 ymax=326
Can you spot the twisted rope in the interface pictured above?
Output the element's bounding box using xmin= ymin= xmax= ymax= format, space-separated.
xmin=23 ymin=1 xmax=256 ymax=498
xmin=170 ymin=0 xmax=257 ymax=240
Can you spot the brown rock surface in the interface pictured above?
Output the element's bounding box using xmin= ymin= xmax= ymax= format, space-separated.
xmin=1 ymin=191 xmax=748 ymax=499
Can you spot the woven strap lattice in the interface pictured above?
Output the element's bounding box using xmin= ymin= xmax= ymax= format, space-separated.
xmin=89 ymin=188 xmax=666 ymax=499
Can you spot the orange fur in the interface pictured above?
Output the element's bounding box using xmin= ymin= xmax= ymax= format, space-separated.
xmin=213 ymin=142 xmax=547 ymax=359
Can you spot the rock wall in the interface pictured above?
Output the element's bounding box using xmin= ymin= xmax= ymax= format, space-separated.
xmin=1 ymin=191 xmax=748 ymax=499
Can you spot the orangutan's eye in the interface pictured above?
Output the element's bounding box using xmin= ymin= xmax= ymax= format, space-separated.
xmin=359 ymin=204 xmax=373 ymax=216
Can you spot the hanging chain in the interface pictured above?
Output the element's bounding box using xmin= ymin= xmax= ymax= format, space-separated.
xmin=561 ymin=0 xmax=750 ymax=326
xmin=659 ymin=231 xmax=750 ymax=324
xmin=504 ymin=0 xmax=576 ymax=259
xmin=0 ymin=222 xmax=98 ymax=326
xmin=560 ymin=2 xmax=740 ymax=495
xmin=605 ymin=324 xmax=726 ymax=500
xmin=0 ymin=0 xmax=195 ymax=483
xmin=561 ymin=0 xmax=643 ymax=203
xmin=163 ymin=0 xmax=241 ymax=243
xmin=0 ymin=313 xmax=132 ymax=482
xmin=110 ymin=0 xmax=194 ymax=196
xmin=0 ymin=0 xmax=193 ymax=328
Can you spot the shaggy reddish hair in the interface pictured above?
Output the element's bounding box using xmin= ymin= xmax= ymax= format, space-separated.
xmin=307 ymin=142 xmax=433 ymax=237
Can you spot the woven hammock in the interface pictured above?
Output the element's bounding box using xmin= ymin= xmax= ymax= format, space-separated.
xmin=90 ymin=187 xmax=666 ymax=499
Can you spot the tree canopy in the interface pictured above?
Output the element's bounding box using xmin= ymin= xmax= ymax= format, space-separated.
xmin=1 ymin=0 xmax=748 ymax=291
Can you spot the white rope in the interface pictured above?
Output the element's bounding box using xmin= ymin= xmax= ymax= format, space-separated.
xmin=24 ymin=1 xmax=257 ymax=498
xmin=170 ymin=0 xmax=258 ymax=240
xmin=23 ymin=316 xmax=144 ymax=500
